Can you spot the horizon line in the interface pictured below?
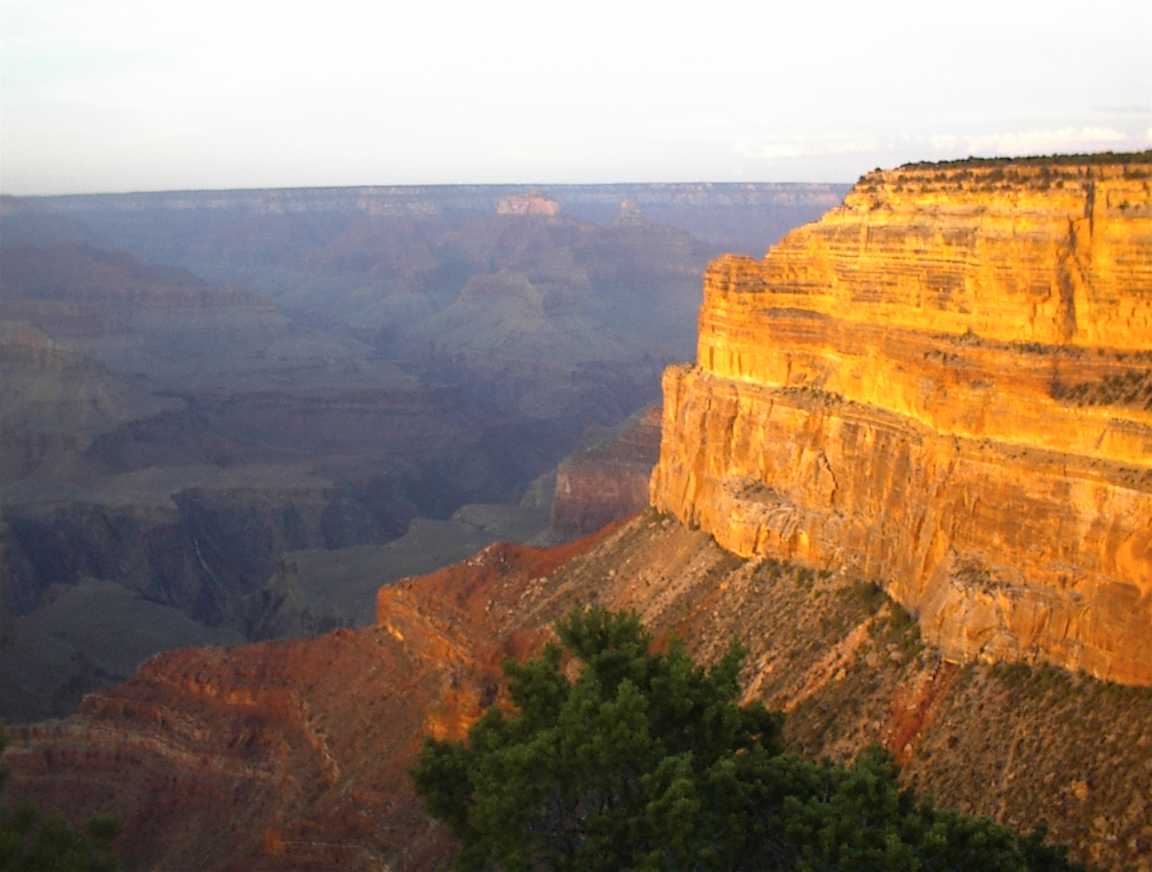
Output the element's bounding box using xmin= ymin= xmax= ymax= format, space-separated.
xmin=1 ymin=179 xmax=857 ymax=200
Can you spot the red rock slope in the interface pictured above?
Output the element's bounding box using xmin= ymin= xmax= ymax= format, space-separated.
xmin=6 ymin=514 xmax=1152 ymax=871
xmin=3 ymin=530 xmax=612 ymax=871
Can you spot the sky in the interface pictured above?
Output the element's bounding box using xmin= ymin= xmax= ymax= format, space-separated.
xmin=1 ymin=0 xmax=1150 ymax=194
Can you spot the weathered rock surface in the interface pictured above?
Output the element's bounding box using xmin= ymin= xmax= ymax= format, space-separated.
xmin=0 ymin=320 xmax=175 ymax=480
xmin=12 ymin=165 xmax=1152 ymax=870
xmin=6 ymin=515 xmax=1151 ymax=871
xmin=551 ymin=405 xmax=662 ymax=536
xmin=653 ymin=155 xmax=1152 ymax=685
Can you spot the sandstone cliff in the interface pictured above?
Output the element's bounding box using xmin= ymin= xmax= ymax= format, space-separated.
xmin=652 ymin=154 xmax=1152 ymax=685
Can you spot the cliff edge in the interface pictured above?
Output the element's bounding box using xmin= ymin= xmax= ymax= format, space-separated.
xmin=652 ymin=153 xmax=1152 ymax=685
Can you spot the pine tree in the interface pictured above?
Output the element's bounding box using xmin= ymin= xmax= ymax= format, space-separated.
xmin=0 ymin=730 xmax=120 ymax=872
xmin=413 ymin=606 xmax=1086 ymax=872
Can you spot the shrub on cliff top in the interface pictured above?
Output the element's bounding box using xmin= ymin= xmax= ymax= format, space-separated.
xmin=413 ymin=606 xmax=1084 ymax=871
xmin=897 ymin=149 xmax=1151 ymax=170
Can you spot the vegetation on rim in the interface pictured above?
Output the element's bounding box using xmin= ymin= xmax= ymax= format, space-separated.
xmin=897 ymin=150 xmax=1152 ymax=170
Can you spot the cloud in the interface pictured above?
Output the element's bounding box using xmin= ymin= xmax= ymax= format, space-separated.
xmin=928 ymin=127 xmax=1131 ymax=157
xmin=1092 ymin=105 xmax=1152 ymax=116
xmin=734 ymin=135 xmax=882 ymax=162
xmin=736 ymin=126 xmax=1143 ymax=168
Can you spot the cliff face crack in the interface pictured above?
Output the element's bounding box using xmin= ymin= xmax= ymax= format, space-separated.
xmin=816 ymin=449 xmax=839 ymax=508
xmin=1057 ymin=219 xmax=1082 ymax=342
xmin=1084 ymin=178 xmax=1096 ymax=239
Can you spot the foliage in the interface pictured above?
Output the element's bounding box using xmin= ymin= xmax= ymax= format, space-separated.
xmin=898 ymin=150 xmax=1151 ymax=169
xmin=0 ymin=730 xmax=120 ymax=872
xmin=1051 ymin=369 xmax=1152 ymax=412
xmin=413 ymin=607 xmax=1085 ymax=872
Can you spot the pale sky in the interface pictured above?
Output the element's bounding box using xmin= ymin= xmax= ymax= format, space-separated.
xmin=2 ymin=0 xmax=1150 ymax=194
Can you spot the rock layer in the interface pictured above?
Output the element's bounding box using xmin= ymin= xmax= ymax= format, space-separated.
xmin=652 ymin=156 xmax=1152 ymax=685
xmin=550 ymin=405 xmax=662 ymax=537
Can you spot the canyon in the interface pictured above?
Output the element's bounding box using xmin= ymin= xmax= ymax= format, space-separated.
xmin=0 ymin=184 xmax=841 ymax=720
xmin=3 ymin=156 xmax=1151 ymax=870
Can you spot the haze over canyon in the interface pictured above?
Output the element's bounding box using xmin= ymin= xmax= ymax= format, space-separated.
xmin=0 ymin=183 xmax=843 ymax=719
xmin=0 ymin=151 xmax=1147 ymax=871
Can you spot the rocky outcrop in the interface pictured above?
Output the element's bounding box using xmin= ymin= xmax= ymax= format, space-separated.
xmin=495 ymin=195 xmax=559 ymax=216
xmin=550 ymin=406 xmax=662 ymax=536
xmin=0 ymin=321 xmax=174 ymax=480
xmin=652 ymin=155 xmax=1152 ymax=685
xmin=6 ymin=159 xmax=1152 ymax=871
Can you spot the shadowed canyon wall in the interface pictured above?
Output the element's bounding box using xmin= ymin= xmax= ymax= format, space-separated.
xmin=652 ymin=155 xmax=1152 ymax=685
xmin=550 ymin=405 xmax=662 ymax=537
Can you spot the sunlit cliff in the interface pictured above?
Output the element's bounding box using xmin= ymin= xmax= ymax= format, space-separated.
xmin=652 ymin=154 xmax=1152 ymax=685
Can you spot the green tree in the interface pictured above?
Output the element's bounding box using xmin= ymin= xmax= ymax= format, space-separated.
xmin=413 ymin=606 xmax=1084 ymax=872
xmin=0 ymin=729 xmax=120 ymax=872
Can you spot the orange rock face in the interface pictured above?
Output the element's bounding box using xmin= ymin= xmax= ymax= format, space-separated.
xmin=652 ymin=156 xmax=1152 ymax=686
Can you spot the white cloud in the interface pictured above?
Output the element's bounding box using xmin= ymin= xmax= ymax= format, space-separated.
xmin=734 ymin=135 xmax=882 ymax=162
xmin=3 ymin=0 xmax=1151 ymax=191
xmin=928 ymin=127 xmax=1131 ymax=157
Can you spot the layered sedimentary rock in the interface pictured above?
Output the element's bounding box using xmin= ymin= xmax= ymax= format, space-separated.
xmin=0 ymin=321 xmax=174 ymax=480
xmin=3 ymin=182 xmax=844 ymax=235
xmin=652 ymin=155 xmax=1152 ymax=685
xmin=0 ymin=185 xmax=845 ymax=724
xmin=550 ymin=405 xmax=662 ymax=536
